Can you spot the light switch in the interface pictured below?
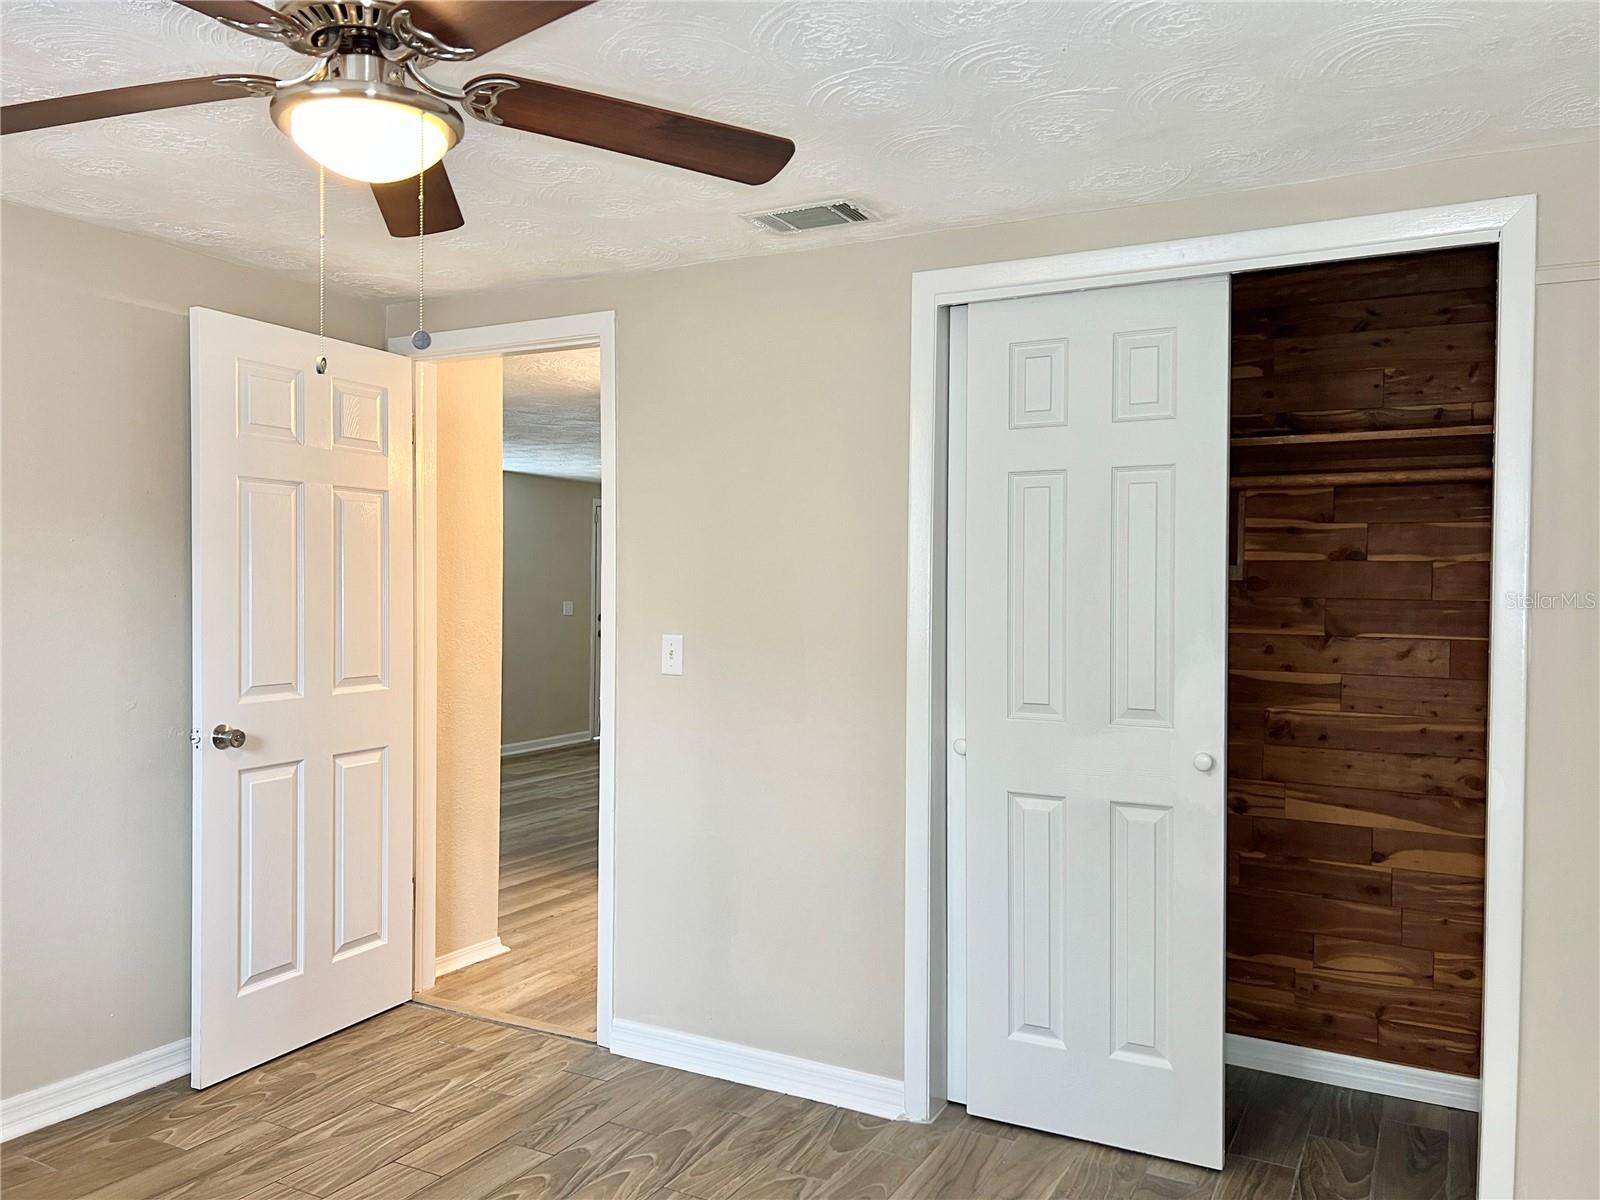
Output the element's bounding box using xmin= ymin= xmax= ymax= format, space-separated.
xmin=661 ymin=634 xmax=683 ymax=675
xmin=562 ymin=600 xmax=575 ymax=616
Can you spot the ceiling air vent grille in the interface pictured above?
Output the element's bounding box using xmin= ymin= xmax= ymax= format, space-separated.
xmin=747 ymin=200 xmax=873 ymax=234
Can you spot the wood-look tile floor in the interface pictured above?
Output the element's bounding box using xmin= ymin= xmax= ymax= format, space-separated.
xmin=420 ymin=742 xmax=599 ymax=1039
xmin=0 ymin=1005 xmax=1477 ymax=1200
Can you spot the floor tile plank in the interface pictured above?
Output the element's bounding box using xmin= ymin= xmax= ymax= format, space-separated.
xmin=1373 ymin=1122 xmax=1448 ymax=1200
xmin=1294 ymin=1135 xmax=1375 ymax=1200
xmin=0 ymin=1010 xmax=1476 ymax=1200
xmin=1444 ymin=1111 xmax=1477 ymax=1200
xmin=1215 ymin=1156 xmax=1298 ymax=1200
xmin=1229 ymin=1075 xmax=1325 ymax=1167
xmin=1311 ymin=1090 xmax=1385 ymax=1150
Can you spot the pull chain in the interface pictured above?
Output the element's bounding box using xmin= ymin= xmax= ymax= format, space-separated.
xmin=315 ymin=163 xmax=328 ymax=375
xmin=411 ymin=110 xmax=432 ymax=351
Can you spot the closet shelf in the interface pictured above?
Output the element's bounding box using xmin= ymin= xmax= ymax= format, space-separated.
xmin=1231 ymin=422 xmax=1494 ymax=484
xmin=1230 ymin=466 xmax=1493 ymax=489
xmin=1229 ymin=424 xmax=1494 ymax=449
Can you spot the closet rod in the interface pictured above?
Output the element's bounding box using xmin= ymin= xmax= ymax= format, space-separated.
xmin=1230 ymin=466 xmax=1492 ymax=489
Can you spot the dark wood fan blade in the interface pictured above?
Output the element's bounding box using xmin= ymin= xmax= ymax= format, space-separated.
xmin=465 ymin=76 xmax=795 ymax=185
xmin=1 ymin=75 xmax=273 ymax=135
xmin=400 ymin=1 xmax=594 ymax=55
xmin=371 ymin=163 xmax=466 ymax=237
xmin=172 ymin=0 xmax=289 ymax=26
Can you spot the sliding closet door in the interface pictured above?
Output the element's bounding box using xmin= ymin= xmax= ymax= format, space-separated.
xmin=962 ymin=277 xmax=1230 ymax=1167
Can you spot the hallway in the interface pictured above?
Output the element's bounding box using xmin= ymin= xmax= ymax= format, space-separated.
xmin=421 ymin=741 xmax=599 ymax=1039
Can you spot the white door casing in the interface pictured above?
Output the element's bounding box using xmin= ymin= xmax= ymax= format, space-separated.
xmin=591 ymin=498 xmax=602 ymax=738
xmin=962 ymin=278 xmax=1230 ymax=1166
xmin=191 ymin=308 xmax=415 ymax=1088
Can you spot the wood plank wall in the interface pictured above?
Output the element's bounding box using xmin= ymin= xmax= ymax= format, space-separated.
xmin=1226 ymin=247 xmax=1496 ymax=1077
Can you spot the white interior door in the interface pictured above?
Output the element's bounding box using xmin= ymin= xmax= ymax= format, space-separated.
xmin=191 ymin=308 xmax=415 ymax=1088
xmin=962 ymin=277 xmax=1230 ymax=1167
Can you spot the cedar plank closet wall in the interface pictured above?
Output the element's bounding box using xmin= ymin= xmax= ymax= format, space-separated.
xmin=1225 ymin=246 xmax=1495 ymax=1078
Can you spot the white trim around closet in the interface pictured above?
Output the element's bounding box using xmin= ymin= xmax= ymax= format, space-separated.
xmin=904 ymin=197 xmax=1536 ymax=1200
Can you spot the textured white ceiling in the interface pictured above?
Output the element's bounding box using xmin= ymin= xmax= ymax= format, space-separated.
xmin=2 ymin=1 xmax=1595 ymax=301
xmin=502 ymin=346 xmax=600 ymax=480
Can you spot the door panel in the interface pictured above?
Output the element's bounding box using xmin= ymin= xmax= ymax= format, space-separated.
xmin=963 ymin=277 xmax=1229 ymax=1167
xmin=192 ymin=308 xmax=414 ymax=1087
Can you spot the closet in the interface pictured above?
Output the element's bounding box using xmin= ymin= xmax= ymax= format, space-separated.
xmin=950 ymin=241 xmax=1501 ymax=1167
xmin=1224 ymin=245 xmax=1495 ymax=1079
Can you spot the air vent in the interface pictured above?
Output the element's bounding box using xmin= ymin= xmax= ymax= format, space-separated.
xmin=747 ymin=200 xmax=873 ymax=234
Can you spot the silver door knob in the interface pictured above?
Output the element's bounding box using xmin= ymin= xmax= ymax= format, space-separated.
xmin=1193 ymin=752 xmax=1215 ymax=773
xmin=952 ymin=738 xmax=967 ymax=756
xmin=212 ymin=724 xmax=247 ymax=750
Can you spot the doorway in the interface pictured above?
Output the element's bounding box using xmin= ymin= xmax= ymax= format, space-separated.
xmin=904 ymin=200 xmax=1535 ymax=1195
xmin=414 ymin=345 xmax=604 ymax=1039
xmin=401 ymin=313 xmax=618 ymax=1049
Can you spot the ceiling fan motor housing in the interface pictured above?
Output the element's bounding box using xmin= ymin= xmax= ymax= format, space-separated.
xmin=276 ymin=1 xmax=400 ymax=53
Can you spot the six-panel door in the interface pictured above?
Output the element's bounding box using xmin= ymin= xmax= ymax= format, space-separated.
xmin=963 ymin=278 xmax=1230 ymax=1167
xmin=191 ymin=308 xmax=414 ymax=1087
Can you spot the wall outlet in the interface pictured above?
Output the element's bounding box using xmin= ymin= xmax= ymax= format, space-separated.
xmin=661 ymin=634 xmax=683 ymax=675
xmin=562 ymin=600 xmax=575 ymax=616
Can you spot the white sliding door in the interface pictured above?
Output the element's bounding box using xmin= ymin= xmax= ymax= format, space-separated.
xmin=962 ymin=277 xmax=1230 ymax=1167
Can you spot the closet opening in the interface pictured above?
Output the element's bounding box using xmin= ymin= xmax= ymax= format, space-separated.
xmin=1224 ymin=244 xmax=1494 ymax=1159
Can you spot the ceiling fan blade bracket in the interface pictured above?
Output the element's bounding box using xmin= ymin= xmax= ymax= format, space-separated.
xmin=213 ymin=74 xmax=281 ymax=99
xmin=389 ymin=7 xmax=478 ymax=62
xmin=462 ymin=78 xmax=522 ymax=125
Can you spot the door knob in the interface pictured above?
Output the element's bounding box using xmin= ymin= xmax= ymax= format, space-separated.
xmin=1192 ymin=752 xmax=1215 ymax=773
xmin=212 ymin=724 xmax=247 ymax=750
xmin=952 ymin=738 xmax=967 ymax=756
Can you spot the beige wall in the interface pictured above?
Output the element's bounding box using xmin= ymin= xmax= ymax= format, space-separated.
xmin=391 ymin=142 xmax=1600 ymax=1196
xmin=0 ymin=202 xmax=384 ymax=1099
xmin=502 ymin=473 xmax=601 ymax=747
xmin=433 ymin=357 xmax=505 ymax=958
xmin=1517 ymin=275 xmax=1599 ymax=1190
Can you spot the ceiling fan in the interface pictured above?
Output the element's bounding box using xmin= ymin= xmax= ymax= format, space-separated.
xmin=0 ymin=0 xmax=797 ymax=237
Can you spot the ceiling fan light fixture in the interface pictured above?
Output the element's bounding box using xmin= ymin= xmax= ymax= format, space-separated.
xmin=270 ymin=77 xmax=462 ymax=184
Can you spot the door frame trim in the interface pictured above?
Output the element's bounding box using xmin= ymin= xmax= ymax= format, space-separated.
xmin=392 ymin=310 xmax=618 ymax=1048
xmin=591 ymin=495 xmax=603 ymax=740
xmin=904 ymin=197 xmax=1536 ymax=1196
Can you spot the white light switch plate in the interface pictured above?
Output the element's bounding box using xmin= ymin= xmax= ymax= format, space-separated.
xmin=562 ymin=600 xmax=574 ymax=616
xmin=661 ymin=634 xmax=683 ymax=675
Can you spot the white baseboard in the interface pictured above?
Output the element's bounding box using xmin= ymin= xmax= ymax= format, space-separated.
xmin=0 ymin=1039 xmax=191 ymax=1142
xmin=435 ymin=937 xmax=511 ymax=977
xmin=609 ymin=1019 xmax=906 ymax=1121
xmin=1225 ymin=1034 xmax=1480 ymax=1112
xmin=501 ymin=731 xmax=594 ymax=757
